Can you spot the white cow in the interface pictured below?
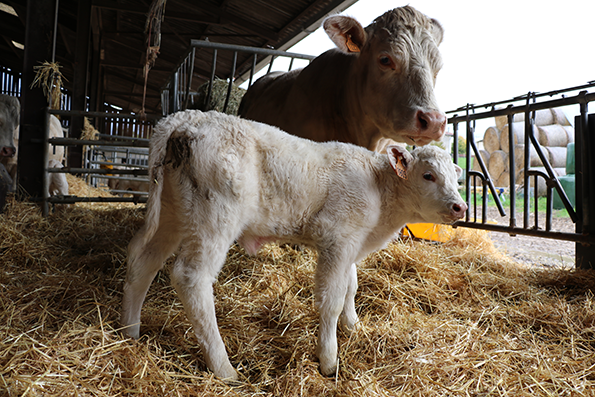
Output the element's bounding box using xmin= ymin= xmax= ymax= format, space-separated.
xmin=121 ymin=110 xmax=467 ymax=380
xmin=0 ymin=93 xmax=66 ymax=192
xmin=0 ymin=94 xmax=20 ymax=190
xmin=47 ymin=159 xmax=68 ymax=197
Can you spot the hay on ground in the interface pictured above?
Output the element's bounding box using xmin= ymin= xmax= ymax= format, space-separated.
xmin=1 ymin=187 xmax=595 ymax=396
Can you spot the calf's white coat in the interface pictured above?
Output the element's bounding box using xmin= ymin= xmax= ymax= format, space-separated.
xmin=121 ymin=110 xmax=466 ymax=379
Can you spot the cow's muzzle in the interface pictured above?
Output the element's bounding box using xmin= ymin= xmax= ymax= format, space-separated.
xmin=414 ymin=109 xmax=446 ymax=143
xmin=0 ymin=146 xmax=16 ymax=157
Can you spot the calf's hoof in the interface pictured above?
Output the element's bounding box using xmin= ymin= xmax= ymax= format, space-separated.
xmin=319 ymin=358 xmax=338 ymax=377
xmin=212 ymin=361 xmax=238 ymax=382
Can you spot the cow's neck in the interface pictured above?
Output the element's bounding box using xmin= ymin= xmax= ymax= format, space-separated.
xmin=294 ymin=50 xmax=381 ymax=150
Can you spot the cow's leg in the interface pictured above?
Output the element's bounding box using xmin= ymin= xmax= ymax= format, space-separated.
xmin=171 ymin=236 xmax=238 ymax=381
xmin=314 ymin=250 xmax=354 ymax=376
xmin=121 ymin=215 xmax=182 ymax=339
xmin=339 ymin=262 xmax=359 ymax=333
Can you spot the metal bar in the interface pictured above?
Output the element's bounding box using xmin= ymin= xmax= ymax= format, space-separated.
xmin=49 ymin=138 xmax=150 ymax=147
xmin=54 ymin=167 xmax=148 ymax=176
xmin=48 ymin=108 xmax=161 ymax=120
xmin=190 ymin=39 xmax=316 ymax=62
xmin=448 ymin=91 xmax=595 ymax=124
xmin=206 ymin=49 xmax=217 ymax=111
xmin=507 ymin=110 xmax=516 ymax=228
xmin=249 ymin=53 xmax=257 ymax=87
xmin=223 ymin=51 xmax=238 ymax=114
xmin=453 ymin=221 xmax=595 ymax=244
xmin=447 ymin=81 xmax=595 ymax=116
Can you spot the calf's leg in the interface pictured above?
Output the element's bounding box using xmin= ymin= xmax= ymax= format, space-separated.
xmin=315 ymin=251 xmax=354 ymax=376
xmin=171 ymin=238 xmax=238 ymax=380
xmin=121 ymin=216 xmax=182 ymax=339
xmin=339 ymin=263 xmax=359 ymax=333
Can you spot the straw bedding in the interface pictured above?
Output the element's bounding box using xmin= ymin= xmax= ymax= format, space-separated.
xmin=2 ymin=178 xmax=595 ymax=396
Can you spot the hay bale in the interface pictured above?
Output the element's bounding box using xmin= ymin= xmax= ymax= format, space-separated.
xmin=472 ymin=149 xmax=490 ymax=172
xmin=495 ymin=109 xmax=556 ymax=130
xmin=551 ymin=107 xmax=571 ymax=126
xmin=564 ymin=126 xmax=575 ymax=143
xmin=191 ymin=78 xmax=246 ymax=116
xmin=496 ymin=171 xmax=510 ymax=188
xmin=488 ymin=150 xmax=508 ymax=180
xmin=500 ymin=122 xmax=539 ymax=153
xmin=546 ymin=146 xmax=568 ymax=168
xmin=516 ymin=166 xmax=566 ymax=196
xmin=513 ymin=144 xmax=545 ymax=171
xmin=483 ymin=126 xmax=501 ymax=153
xmin=537 ymin=124 xmax=571 ymax=147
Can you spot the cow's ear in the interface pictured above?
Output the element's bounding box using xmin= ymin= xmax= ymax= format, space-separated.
xmin=386 ymin=145 xmax=413 ymax=180
xmin=430 ymin=18 xmax=444 ymax=46
xmin=323 ymin=16 xmax=367 ymax=54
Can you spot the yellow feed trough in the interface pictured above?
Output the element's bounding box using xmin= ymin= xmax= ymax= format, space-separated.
xmin=402 ymin=223 xmax=455 ymax=242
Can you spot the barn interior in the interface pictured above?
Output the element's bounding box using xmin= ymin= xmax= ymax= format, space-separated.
xmin=2 ymin=1 xmax=595 ymax=395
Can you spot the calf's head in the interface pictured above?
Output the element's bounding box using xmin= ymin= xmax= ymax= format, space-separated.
xmin=0 ymin=95 xmax=20 ymax=158
xmin=324 ymin=6 xmax=445 ymax=146
xmin=387 ymin=144 xmax=467 ymax=223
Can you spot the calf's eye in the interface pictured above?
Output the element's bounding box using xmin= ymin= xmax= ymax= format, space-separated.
xmin=423 ymin=172 xmax=435 ymax=182
xmin=380 ymin=56 xmax=391 ymax=65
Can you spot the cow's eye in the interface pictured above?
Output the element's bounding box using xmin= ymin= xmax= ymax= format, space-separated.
xmin=423 ymin=172 xmax=435 ymax=182
xmin=378 ymin=55 xmax=396 ymax=70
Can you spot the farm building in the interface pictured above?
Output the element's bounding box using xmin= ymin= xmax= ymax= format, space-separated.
xmin=1 ymin=1 xmax=595 ymax=396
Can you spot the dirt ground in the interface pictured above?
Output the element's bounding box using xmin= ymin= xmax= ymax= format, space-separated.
xmin=482 ymin=206 xmax=576 ymax=268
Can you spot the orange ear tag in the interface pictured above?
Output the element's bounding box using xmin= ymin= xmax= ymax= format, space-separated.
xmin=345 ymin=35 xmax=360 ymax=53
xmin=395 ymin=157 xmax=408 ymax=180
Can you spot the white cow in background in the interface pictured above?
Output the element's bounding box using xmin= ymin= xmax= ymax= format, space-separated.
xmin=0 ymin=93 xmax=66 ymax=193
xmin=121 ymin=110 xmax=467 ymax=380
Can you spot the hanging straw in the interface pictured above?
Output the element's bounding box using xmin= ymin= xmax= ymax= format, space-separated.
xmin=141 ymin=0 xmax=167 ymax=116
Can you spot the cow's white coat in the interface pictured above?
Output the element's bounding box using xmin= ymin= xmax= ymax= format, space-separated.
xmin=121 ymin=110 xmax=466 ymax=379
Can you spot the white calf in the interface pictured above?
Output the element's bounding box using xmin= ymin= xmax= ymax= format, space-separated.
xmin=121 ymin=110 xmax=466 ymax=380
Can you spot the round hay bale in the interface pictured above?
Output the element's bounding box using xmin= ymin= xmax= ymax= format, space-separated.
xmin=516 ymin=166 xmax=566 ymax=197
xmin=500 ymin=122 xmax=540 ymax=153
xmin=496 ymin=171 xmax=510 ymax=188
xmin=513 ymin=144 xmax=545 ymax=171
xmin=551 ymin=107 xmax=571 ymax=126
xmin=495 ymin=109 xmax=556 ymax=130
xmin=483 ymin=126 xmax=501 ymax=153
xmin=564 ymin=126 xmax=575 ymax=143
xmin=537 ymin=124 xmax=570 ymax=147
xmin=472 ymin=149 xmax=490 ymax=172
xmin=546 ymin=146 xmax=568 ymax=168
xmin=488 ymin=150 xmax=508 ymax=180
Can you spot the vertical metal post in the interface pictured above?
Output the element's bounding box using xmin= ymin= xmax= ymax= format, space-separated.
xmin=576 ymin=98 xmax=595 ymax=269
xmin=507 ymin=110 xmax=516 ymax=228
xmin=42 ymin=109 xmax=50 ymax=216
xmin=205 ymin=49 xmax=217 ymax=110
xmin=249 ymin=53 xmax=257 ymax=87
xmin=223 ymin=51 xmax=237 ymax=114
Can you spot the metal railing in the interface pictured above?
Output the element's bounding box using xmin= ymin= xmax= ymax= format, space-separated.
xmin=447 ymin=82 xmax=595 ymax=267
xmin=161 ymin=40 xmax=317 ymax=115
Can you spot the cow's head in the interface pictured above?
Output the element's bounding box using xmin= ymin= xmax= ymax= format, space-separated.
xmin=0 ymin=95 xmax=20 ymax=158
xmin=324 ymin=6 xmax=446 ymax=147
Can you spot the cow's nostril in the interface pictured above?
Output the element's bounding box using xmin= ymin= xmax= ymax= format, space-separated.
xmin=453 ymin=204 xmax=461 ymax=213
xmin=418 ymin=113 xmax=429 ymax=130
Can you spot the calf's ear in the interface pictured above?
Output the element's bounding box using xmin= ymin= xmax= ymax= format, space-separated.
xmin=386 ymin=145 xmax=413 ymax=180
xmin=454 ymin=164 xmax=463 ymax=179
xmin=323 ymin=16 xmax=367 ymax=54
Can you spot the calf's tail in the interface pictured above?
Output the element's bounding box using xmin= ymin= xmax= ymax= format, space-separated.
xmin=140 ymin=116 xmax=175 ymax=245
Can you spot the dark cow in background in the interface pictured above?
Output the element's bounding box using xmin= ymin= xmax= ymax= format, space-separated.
xmin=239 ymin=6 xmax=446 ymax=151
